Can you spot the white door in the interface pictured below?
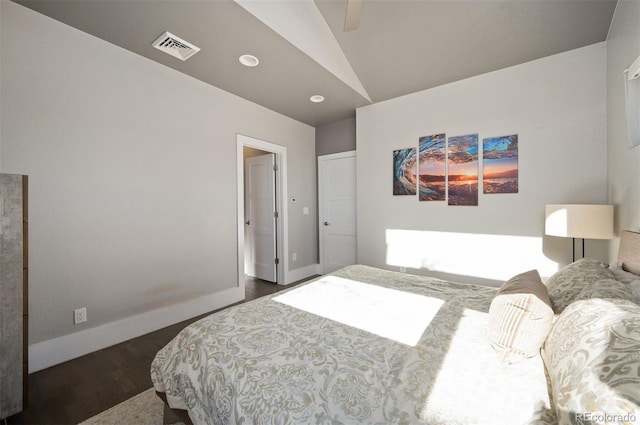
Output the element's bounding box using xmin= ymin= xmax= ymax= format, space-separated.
xmin=245 ymin=153 xmax=277 ymax=282
xmin=319 ymin=151 xmax=357 ymax=274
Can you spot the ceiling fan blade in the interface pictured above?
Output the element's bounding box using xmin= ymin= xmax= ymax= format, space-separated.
xmin=344 ymin=0 xmax=362 ymax=32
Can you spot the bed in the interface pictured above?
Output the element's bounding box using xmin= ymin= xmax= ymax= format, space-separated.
xmin=151 ymin=231 xmax=640 ymax=425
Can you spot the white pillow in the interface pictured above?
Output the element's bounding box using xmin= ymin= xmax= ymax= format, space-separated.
xmin=542 ymin=298 xmax=640 ymax=423
xmin=488 ymin=270 xmax=554 ymax=365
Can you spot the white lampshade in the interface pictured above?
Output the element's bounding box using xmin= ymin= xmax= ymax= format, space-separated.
xmin=545 ymin=204 xmax=614 ymax=240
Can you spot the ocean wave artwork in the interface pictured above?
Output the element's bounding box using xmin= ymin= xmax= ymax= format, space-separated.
xmin=419 ymin=134 xmax=446 ymax=201
xmin=448 ymin=134 xmax=478 ymax=206
xmin=393 ymin=147 xmax=417 ymax=195
xmin=482 ymin=134 xmax=518 ymax=194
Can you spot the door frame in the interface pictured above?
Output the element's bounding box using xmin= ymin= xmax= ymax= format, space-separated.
xmin=318 ymin=150 xmax=356 ymax=274
xmin=237 ymin=134 xmax=287 ymax=286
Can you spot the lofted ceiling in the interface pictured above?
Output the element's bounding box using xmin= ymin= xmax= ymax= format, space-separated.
xmin=13 ymin=0 xmax=617 ymax=127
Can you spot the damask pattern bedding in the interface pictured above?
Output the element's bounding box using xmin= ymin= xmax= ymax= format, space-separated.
xmin=151 ymin=265 xmax=554 ymax=425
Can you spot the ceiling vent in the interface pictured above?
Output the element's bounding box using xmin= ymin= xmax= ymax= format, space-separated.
xmin=152 ymin=31 xmax=200 ymax=61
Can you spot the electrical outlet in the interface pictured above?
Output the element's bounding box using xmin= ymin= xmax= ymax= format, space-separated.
xmin=74 ymin=307 xmax=87 ymax=325
xmin=292 ymin=252 xmax=297 ymax=262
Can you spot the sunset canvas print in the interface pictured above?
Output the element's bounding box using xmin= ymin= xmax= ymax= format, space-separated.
xmin=418 ymin=134 xmax=446 ymax=201
xmin=447 ymin=134 xmax=478 ymax=206
xmin=483 ymin=134 xmax=518 ymax=194
xmin=393 ymin=147 xmax=417 ymax=195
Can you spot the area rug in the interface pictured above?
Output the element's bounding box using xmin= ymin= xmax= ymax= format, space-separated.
xmin=79 ymin=388 xmax=184 ymax=425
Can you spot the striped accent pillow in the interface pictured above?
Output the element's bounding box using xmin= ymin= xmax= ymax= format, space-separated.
xmin=488 ymin=270 xmax=554 ymax=365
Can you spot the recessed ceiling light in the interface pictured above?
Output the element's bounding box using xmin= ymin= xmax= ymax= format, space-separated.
xmin=239 ymin=54 xmax=259 ymax=67
xmin=310 ymin=95 xmax=325 ymax=103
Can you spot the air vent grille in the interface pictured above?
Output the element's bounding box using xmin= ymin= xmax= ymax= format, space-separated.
xmin=152 ymin=31 xmax=200 ymax=61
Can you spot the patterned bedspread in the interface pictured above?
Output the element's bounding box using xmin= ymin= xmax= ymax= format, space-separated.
xmin=151 ymin=265 xmax=555 ymax=425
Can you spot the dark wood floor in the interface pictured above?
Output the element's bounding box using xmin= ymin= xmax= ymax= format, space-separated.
xmin=7 ymin=276 xmax=311 ymax=425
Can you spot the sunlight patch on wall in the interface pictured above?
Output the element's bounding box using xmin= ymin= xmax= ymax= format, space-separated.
xmin=273 ymin=276 xmax=443 ymax=346
xmin=386 ymin=229 xmax=558 ymax=280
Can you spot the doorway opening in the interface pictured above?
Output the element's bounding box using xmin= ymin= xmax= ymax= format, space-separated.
xmin=236 ymin=134 xmax=288 ymax=289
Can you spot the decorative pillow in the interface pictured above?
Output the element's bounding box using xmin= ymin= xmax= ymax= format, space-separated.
xmin=488 ymin=270 xmax=554 ymax=365
xmin=607 ymin=263 xmax=640 ymax=305
xmin=542 ymin=298 xmax=640 ymax=424
xmin=609 ymin=262 xmax=640 ymax=284
xmin=545 ymin=258 xmax=615 ymax=314
xmin=575 ymin=278 xmax=637 ymax=304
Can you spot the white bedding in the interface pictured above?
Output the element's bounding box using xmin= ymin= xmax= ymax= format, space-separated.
xmin=151 ymin=265 xmax=555 ymax=425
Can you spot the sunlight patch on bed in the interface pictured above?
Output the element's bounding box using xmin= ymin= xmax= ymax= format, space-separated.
xmin=420 ymin=308 xmax=551 ymax=424
xmin=273 ymin=276 xmax=443 ymax=346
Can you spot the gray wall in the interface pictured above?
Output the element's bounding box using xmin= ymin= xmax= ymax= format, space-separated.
xmin=1 ymin=1 xmax=316 ymax=354
xmin=607 ymin=0 xmax=640 ymax=261
xmin=356 ymin=43 xmax=608 ymax=286
xmin=316 ymin=117 xmax=356 ymax=156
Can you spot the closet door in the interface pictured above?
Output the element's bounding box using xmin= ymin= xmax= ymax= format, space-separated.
xmin=0 ymin=174 xmax=26 ymax=419
xmin=318 ymin=151 xmax=357 ymax=274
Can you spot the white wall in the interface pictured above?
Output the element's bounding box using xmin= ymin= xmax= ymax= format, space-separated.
xmin=607 ymin=0 xmax=640 ymax=261
xmin=1 ymin=1 xmax=316 ymax=371
xmin=356 ymin=43 xmax=608 ymax=286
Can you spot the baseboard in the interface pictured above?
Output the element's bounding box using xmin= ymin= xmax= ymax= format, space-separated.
xmin=284 ymin=263 xmax=320 ymax=285
xmin=28 ymin=287 xmax=244 ymax=373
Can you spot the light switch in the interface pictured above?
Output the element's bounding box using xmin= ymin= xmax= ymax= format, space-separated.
xmin=303 ymin=207 xmax=309 ymax=215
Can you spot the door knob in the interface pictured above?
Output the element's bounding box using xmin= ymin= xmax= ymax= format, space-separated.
xmin=245 ymin=220 xmax=250 ymax=225
xmin=324 ymin=221 xmax=330 ymax=226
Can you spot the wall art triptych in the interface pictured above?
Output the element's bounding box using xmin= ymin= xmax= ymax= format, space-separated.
xmin=393 ymin=133 xmax=518 ymax=205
